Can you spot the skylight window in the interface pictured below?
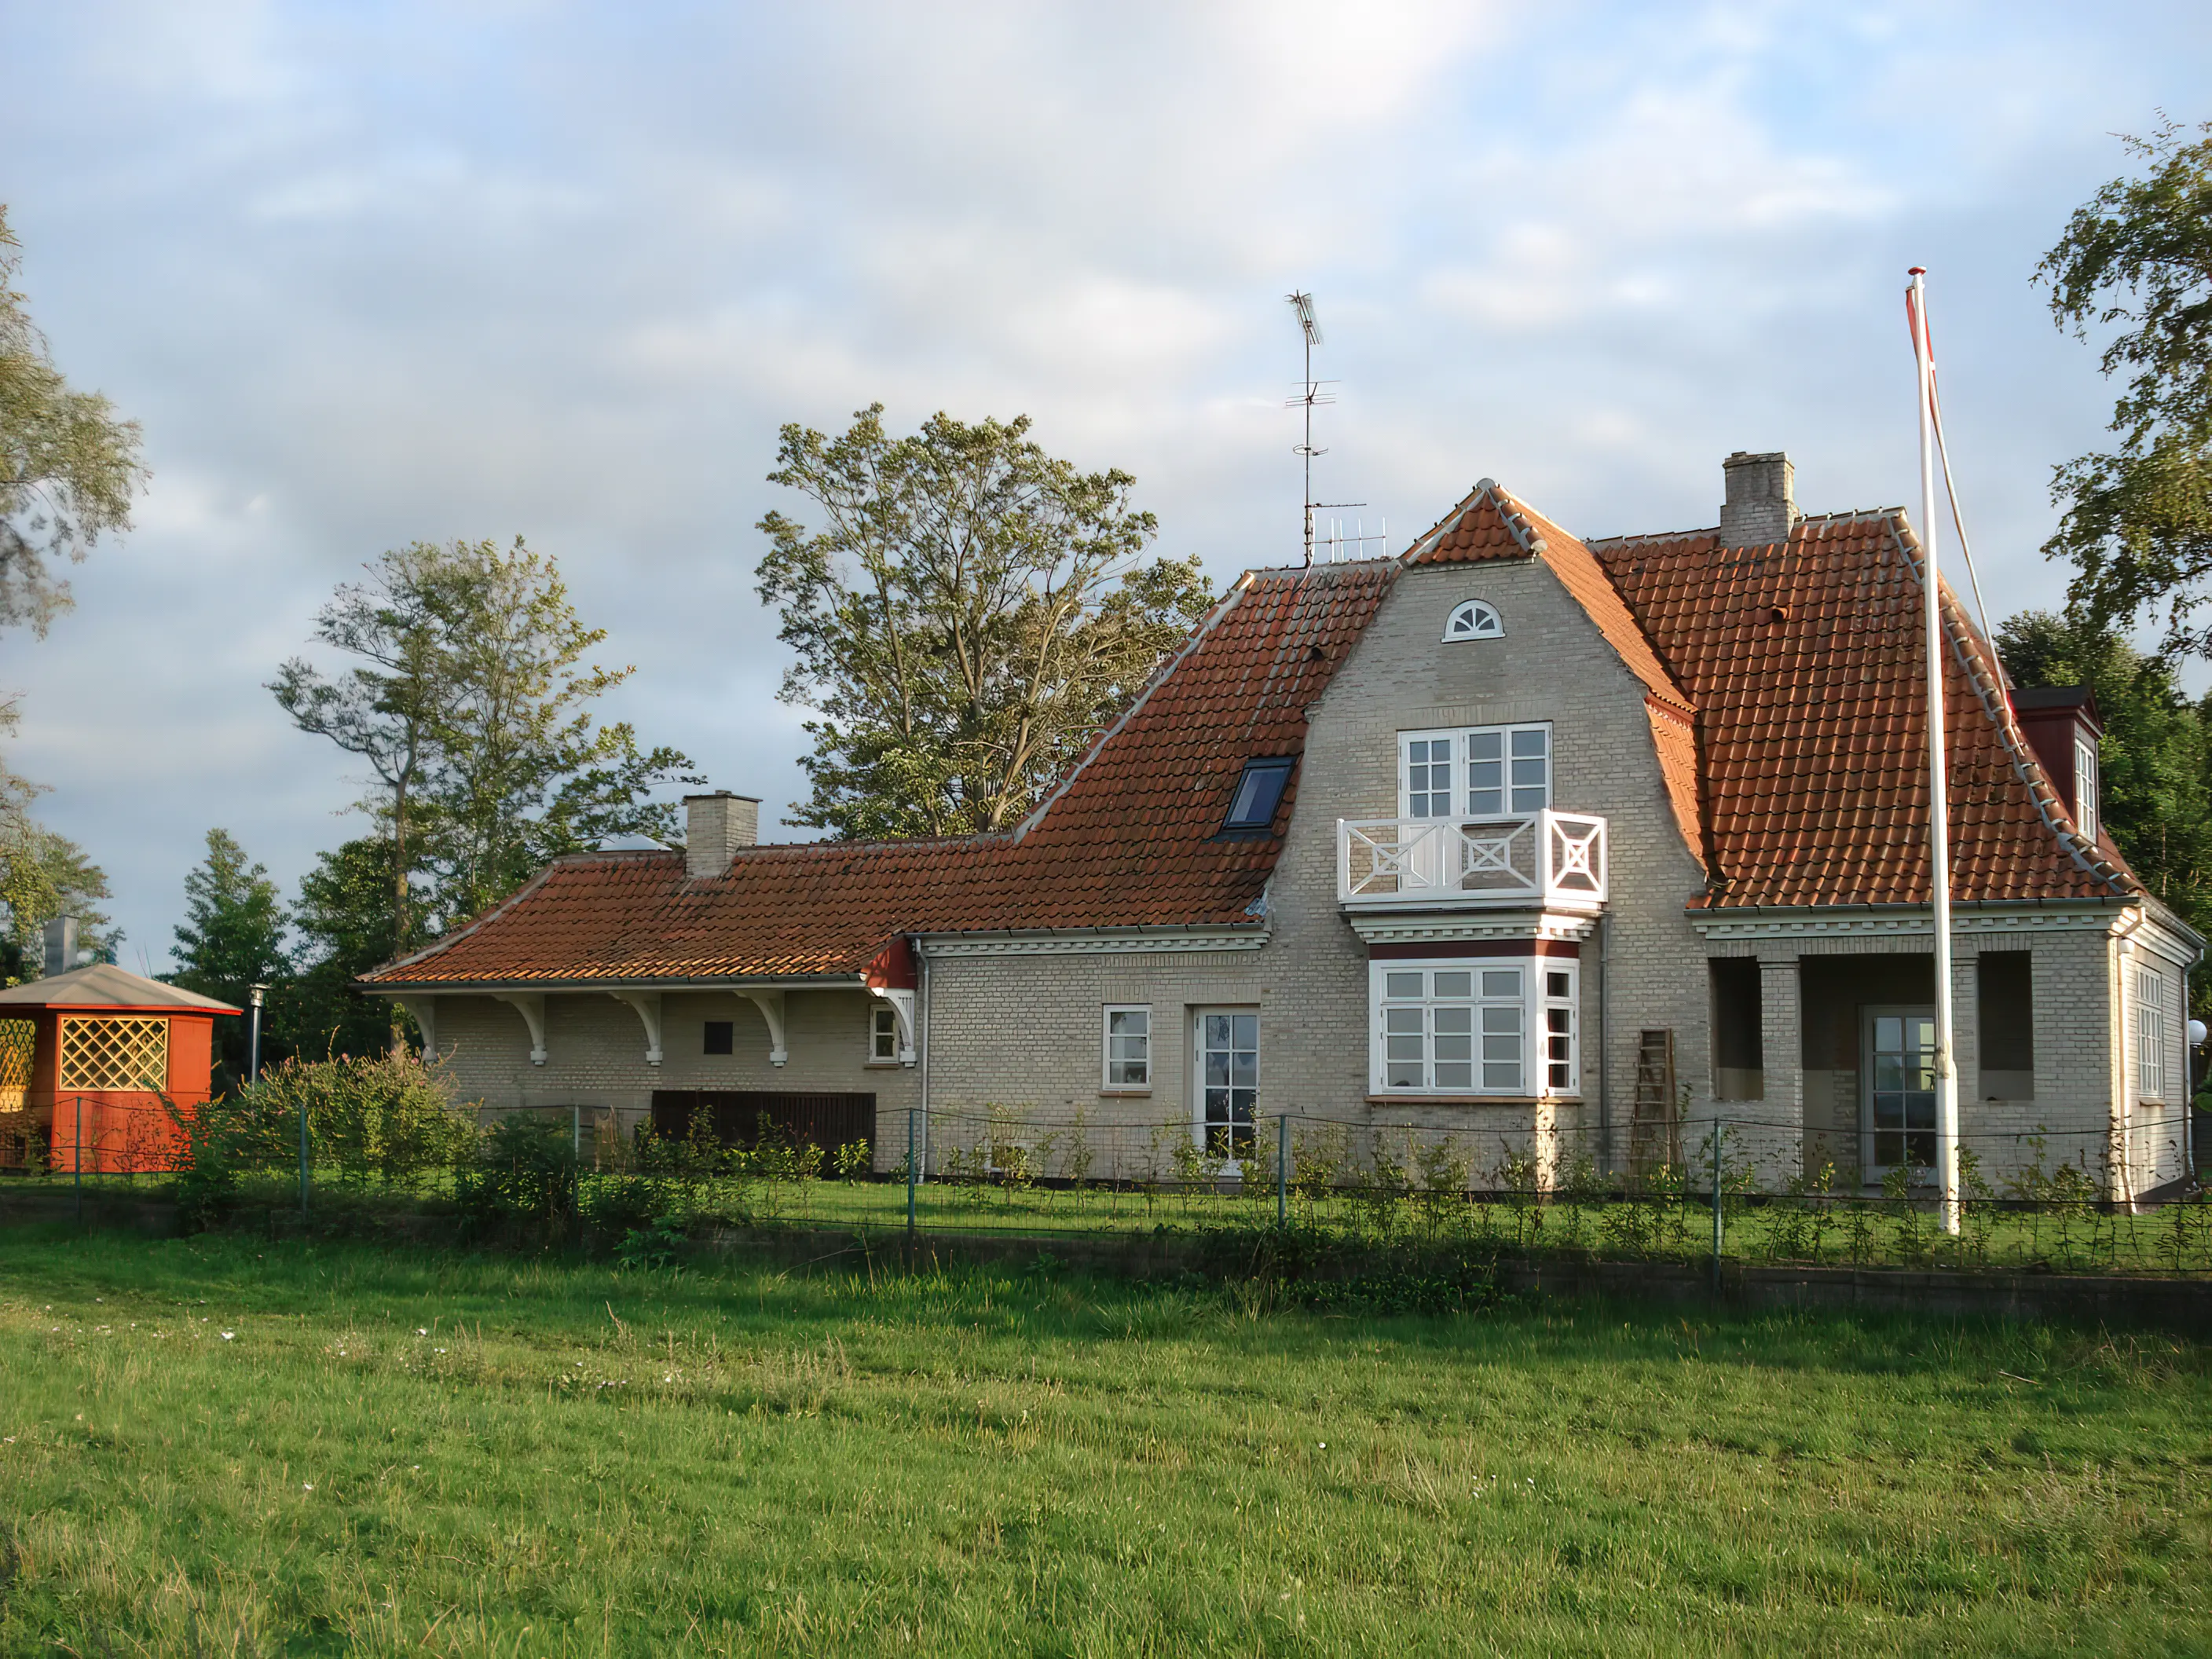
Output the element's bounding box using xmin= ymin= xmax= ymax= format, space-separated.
xmin=1221 ymin=756 xmax=1295 ymax=835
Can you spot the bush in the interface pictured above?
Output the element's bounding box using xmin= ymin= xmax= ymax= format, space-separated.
xmin=168 ymin=1054 xmax=480 ymax=1224
xmin=456 ymin=1115 xmax=577 ymax=1235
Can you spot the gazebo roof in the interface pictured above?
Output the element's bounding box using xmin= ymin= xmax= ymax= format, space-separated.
xmin=0 ymin=963 xmax=241 ymax=1015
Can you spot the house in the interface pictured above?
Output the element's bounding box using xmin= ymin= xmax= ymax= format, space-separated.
xmin=359 ymin=452 xmax=2202 ymax=1201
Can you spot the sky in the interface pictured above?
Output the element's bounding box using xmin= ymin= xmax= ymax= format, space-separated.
xmin=2 ymin=0 xmax=2209 ymax=967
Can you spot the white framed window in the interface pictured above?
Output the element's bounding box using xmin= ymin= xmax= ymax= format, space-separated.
xmin=1398 ymin=724 xmax=1551 ymax=819
xmin=1104 ymin=1005 xmax=1151 ymax=1089
xmin=2137 ymin=968 xmax=2166 ymax=1101
xmin=1445 ymin=599 xmax=1503 ymax=641
xmin=1371 ymin=958 xmax=1578 ymax=1097
xmin=2075 ymin=732 xmax=2100 ymax=841
xmin=870 ymin=1004 xmax=899 ymax=1063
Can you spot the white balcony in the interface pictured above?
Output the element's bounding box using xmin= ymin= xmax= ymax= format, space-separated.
xmin=1338 ymin=811 xmax=1609 ymax=910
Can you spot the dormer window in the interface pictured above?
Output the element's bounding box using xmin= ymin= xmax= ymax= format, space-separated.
xmin=2008 ymin=686 xmax=2104 ymax=845
xmin=2074 ymin=731 xmax=2100 ymax=841
xmin=1445 ymin=599 xmax=1503 ymax=642
xmin=1220 ymin=756 xmax=1295 ymax=836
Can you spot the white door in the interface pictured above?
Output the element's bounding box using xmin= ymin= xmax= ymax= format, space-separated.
xmin=1193 ymin=1009 xmax=1259 ymax=1161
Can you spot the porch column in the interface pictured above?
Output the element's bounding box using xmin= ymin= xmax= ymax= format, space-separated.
xmin=1756 ymin=952 xmax=1804 ymax=1180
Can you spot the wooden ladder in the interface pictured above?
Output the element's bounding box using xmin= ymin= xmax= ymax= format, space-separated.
xmin=1630 ymin=1027 xmax=1679 ymax=1177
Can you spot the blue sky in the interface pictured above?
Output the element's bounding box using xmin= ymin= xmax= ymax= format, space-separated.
xmin=3 ymin=0 xmax=2209 ymax=965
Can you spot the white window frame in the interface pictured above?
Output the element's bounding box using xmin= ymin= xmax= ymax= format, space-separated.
xmin=2075 ymin=732 xmax=2100 ymax=841
xmin=2137 ymin=967 xmax=2167 ymax=1102
xmin=1444 ymin=599 xmax=1504 ymax=642
xmin=1102 ymin=1005 xmax=1152 ymax=1091
xmin=1368 ymin=958 xmax=1579 ymax=1099
xmin=1397 ymin=723 xmax=1552 ymax=819
xmin=868 ymin=1003 xmax=900 ymax=1064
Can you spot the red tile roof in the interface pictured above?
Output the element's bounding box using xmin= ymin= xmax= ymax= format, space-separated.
xmin=1591 ymin=510 xmax=2130 ymax=909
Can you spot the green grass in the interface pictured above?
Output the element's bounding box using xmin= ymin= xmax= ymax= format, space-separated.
xmin=20 ymin=1165 xmax=2212 ymax=1278
xmin=1 ymin=1232 xmax=2209 ymax=1656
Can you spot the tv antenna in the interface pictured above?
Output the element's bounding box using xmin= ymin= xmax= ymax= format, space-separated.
xmin=1285 ymin=291 xmax=1384 ymax=566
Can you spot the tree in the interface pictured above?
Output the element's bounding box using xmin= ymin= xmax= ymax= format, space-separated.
xmin=273 ymin=537 xmax=697 ymax=941
xmin=167 ymin=830 xmax=288 ymax=1090
xmin=283 ymin=837 xmax=431 ymax=1062
xmin=0 ymin=205 xmax=148 ymax=639
xmin=2035 ymin=120 xmax=2212 ymax=659
xmin=269 ymin=543 xmax=455 ymax=961
xmin=757 ymin=405 xmax=1215 ymax=838
xmin=0 ymin=814 xmax=115 ymax=985
xmin=1998 ymin=610 xmax=2212 ymax=950
xmin=411 ymin=538 xmax=698 ymax=921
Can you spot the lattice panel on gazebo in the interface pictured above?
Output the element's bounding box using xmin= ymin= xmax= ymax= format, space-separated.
xmin=57 ymin=1016 xmax=167 ymax=1093
xmin=0 ymin=1020 xmax=31 ymax=1110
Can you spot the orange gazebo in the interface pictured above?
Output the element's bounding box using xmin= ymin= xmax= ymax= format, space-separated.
xmin=0 ymin=965 xmax=240 ymax=1174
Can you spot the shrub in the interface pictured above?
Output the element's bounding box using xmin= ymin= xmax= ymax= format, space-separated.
xmin=457 ymin=1114 xmax=578 ymax=1235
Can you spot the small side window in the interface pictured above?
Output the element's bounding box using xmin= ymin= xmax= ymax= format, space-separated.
xmin=1445 ymin=599 xmax=1503 ymax=642
xmin=703 ymin=1020 xmax=734 ymax=1056
xmin=1104 ymin=1005 xmax=1151 ymax=1089
xmin=870 ymin=1004 xmax=899 ymax=1063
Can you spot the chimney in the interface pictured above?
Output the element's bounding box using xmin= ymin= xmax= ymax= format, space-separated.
xmin=683 ymin=791 xmax=760 ymax=879
xmin=41 ymin=915 xmax=78 ymax=979
xmin=1719 ymin=451 xmax=1799 ymax=548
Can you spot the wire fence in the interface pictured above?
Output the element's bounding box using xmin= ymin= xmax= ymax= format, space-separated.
xmin=3 ymin=1095 xmax=2210 ymax=1279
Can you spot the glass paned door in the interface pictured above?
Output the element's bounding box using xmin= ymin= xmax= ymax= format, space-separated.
xmin=1196 ymin=1009 xmax=1258 ymax=1159
xmin=1864 ymin=1007 xmax=1938 ymax=1177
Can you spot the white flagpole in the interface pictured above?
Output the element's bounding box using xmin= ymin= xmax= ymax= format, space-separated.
xmin=1909 ymin=266 xmax=1961 ymax=1236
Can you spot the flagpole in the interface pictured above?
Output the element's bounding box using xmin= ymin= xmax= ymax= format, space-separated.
xmin=1908 ymin=266 xmax=1961 ymax=1236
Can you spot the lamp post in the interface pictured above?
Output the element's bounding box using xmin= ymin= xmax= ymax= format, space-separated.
xmin=247 ymin=983 xmax=269 ymax=1086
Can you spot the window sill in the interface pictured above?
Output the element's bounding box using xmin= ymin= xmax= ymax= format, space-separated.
xmin=864 ymin=1060 xmax=905 ymax=1069
xmin=1098 ymin=1087 xmax=1153 ymax=1098
xmin=1366 ymin=1093 xmax=1579 ymax=1107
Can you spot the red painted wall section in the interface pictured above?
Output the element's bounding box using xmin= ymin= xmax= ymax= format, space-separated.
xmin=865 ymin=936 xmax=917 ymax=991
xmin=44 ymin=1012 xmax=213 ymax=1174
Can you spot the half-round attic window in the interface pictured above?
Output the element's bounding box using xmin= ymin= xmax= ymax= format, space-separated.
xmin=1445 ymin=599 xmax=1503 ymax=642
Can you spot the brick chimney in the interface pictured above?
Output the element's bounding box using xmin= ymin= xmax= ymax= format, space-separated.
xmin=1719 ymin=451 xmax=1799 ymax=548
xmin=683 ymin=791 xmax=760 ymax=878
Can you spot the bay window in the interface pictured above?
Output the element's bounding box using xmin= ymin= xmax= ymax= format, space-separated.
xmin=1371 ymin=958 xmax=1578 ymax=1097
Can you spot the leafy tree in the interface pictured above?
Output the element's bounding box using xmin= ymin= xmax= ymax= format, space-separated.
xmin=2035 ymin=119 xmax=2212 ymax=659
xmin=284 ymin=837 xmax=430 ymax=1061
xmin=0 ymin=205 xmax=148 ymax=638
xmin=168 ymin=829 xmax=287 ymax=1088
xmin=412 ymin=538 xmax=698 ymax=921
xmin=1998 ymin=610 xmax=2212 ymax=953
xmin=0 ymin=813 xmax=115 ymax=984
xmin=758 ymin=405 xmax=1214 ymax=838
xmin=273 ymin=537 xmax=696 ymax=940
xmin=269 ymin=543 xmax=456 ymax=961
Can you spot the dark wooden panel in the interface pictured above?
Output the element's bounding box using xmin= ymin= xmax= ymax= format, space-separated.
xmin=650 ymin=1090 xmax=876 ymax=1154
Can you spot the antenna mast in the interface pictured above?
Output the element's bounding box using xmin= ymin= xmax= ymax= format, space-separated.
xmin=1284 ymin=292 xmax=1382 ymax=566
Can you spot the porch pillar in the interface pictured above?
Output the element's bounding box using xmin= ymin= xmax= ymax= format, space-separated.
xmin=1756 ymin=953 xmax=1804 ymax=1182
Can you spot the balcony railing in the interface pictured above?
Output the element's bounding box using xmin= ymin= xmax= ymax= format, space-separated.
xmin=1338 ymin=811 xmax=1609 ymax=910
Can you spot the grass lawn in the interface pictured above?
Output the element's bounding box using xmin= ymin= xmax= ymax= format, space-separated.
xmin=0 ymin=1232 xmax=2207 ymax=1656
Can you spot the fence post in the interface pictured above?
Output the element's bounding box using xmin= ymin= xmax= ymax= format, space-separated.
xmin=298 ymin=1093 xmax=310 ymax=1221
xmin=73 ymin=1097 xmax=82 ymax=1225
xmin=1276 ymin=1114 xmax=1289 ymax=1226
xmin=573 ymin=1103 xmax=581 ymax=1166
xmin=1709 ymin=1119 xmax=1723 ymax=1295
xmin=906 ymin=1108 xmax=917 ymax=1247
